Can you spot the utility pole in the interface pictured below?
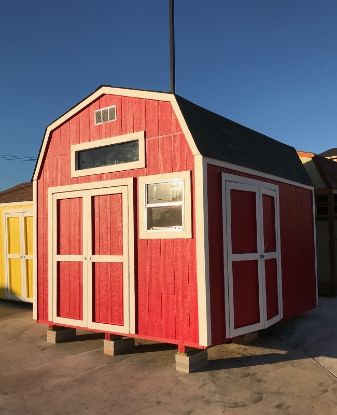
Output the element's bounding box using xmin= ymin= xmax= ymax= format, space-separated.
xmin=169 ymin=0 xmax=175 ymax=93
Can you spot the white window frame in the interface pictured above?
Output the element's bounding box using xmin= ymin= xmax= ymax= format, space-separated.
xmin=70 ymin=131 xmax=145 ymax=178
xmin=138 ymin=171 xmax=192 ymax=239
xmin=94 ymin=105 xmax=117 ymax=125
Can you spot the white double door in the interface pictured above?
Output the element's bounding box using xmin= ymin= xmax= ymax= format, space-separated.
xmin=49 ymin=182 xmax=134 ymax=334
xmin=223 ymin=174 xmax=283 ymax=338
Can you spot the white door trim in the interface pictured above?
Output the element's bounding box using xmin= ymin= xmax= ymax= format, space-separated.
xmin=48 ymin=177 xmax=135 ymax=334
xmin=222 ymin=173 xmax=283 ymax=338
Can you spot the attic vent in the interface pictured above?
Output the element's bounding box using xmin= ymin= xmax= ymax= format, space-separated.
xmin=94 ymin=105 xmax=116 ymax=125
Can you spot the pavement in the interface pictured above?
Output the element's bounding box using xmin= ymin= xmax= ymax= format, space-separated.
xmin=0 ymin=298 xmax=337 ymax=415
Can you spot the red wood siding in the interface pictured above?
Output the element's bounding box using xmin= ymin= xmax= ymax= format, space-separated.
xmin=56 ymin=197 xmax=83 ymax=320
xmin=93 ymin=262 xmax=123 ymax=326
xmin=57 ymin=262 xmax=83 ymax=320
xmin=207 ymin=164 xmax=317 ymax=345
xmin=57 ymin=198 xmax=82 ymax=255
xmin=263 ymin=194 xmax=276 ymax=252
xmin=92 ymin=194 xmax=123 ymax=256
xmin=265 ymin=259 xmax=279 ymax=320
xmin=232 ymin=260 xmax=260 ymax=329
xmin=231 ymin=190 xmax=257 ymax=254
xmin=37 ymin=95 xmax=199 ymax=346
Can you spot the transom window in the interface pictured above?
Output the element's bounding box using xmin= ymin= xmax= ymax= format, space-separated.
xmin=138 ymin=171 xmax=192 ymax=239
xmin=76 ymin=140 xmax=139 ymax=171
xmin=70 ymin=131 xmax=145 ymax=178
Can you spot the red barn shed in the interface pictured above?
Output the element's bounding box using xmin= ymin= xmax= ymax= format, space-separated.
xmin=33 ymin=86 xmax=317 ymax=372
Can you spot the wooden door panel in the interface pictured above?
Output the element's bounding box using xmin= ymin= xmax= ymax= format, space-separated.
xmin=230 ymin=189 xmax=257 ymax=254
xmin=57 ymin=262 xmax=83 ymax=320
xmin=7 ymin=217 xmax=21 ymax=254
xmin=262 ymin=194 xmax=276 ymax=253
xmin=57 ymin=198 xmax=83 ymax=255
xmin=24 ymin=216 xmax=33 ymax=255
xmin=92 ymin=193 xmax=123 ymax=256
xmin=89 ymin=188 xmax=127 ymax=332
xmin=232 ymin=260 xmax=260 ymax=329
xmin=8 ymin=258 xmax=22 ymax=296
xmin=265 ymin=259 xmax=279 ymax=320
xmin=25 ymin=259 xmax=33 ymax=299
xmin=92 ymin=262 xmax=124 ymax=326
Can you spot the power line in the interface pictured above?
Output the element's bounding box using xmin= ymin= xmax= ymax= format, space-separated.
xmin=0 ymin=178 xmax=28 ymax=182
xmin=0 ymin=154 xmax=36 ymax=162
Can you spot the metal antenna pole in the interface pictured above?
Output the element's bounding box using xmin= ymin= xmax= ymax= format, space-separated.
xmin=169 ymin=0 xmax=176 ymax=93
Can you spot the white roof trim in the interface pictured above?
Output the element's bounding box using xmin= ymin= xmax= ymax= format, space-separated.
xmin=33 ymin=86 xmax=200 ymax=180
xmin=205 ymin=157 xmax=314 ymax=190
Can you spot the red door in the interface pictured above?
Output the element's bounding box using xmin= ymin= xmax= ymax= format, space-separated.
xmin=50 ymin=184 xmax=132 ymax=334
xmin=223 ymin=175 xmax=282 ymax=338
xmin=262 ymin=189 xmax=282 ymax=327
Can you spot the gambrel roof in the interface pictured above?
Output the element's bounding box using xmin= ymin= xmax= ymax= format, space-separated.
xmin=176 ymin=96 xmax=312 ymax=186
xmin=33 ymin=86 xmax=312 ymax=186
xmin=313 ymin=155 xmax=337 ymax=189
xmin=320 ymin=148 xmax=337 ymax=158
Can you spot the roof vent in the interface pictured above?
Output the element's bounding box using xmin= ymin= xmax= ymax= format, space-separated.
xmin=95 ymin=105 xmax=116 ymax=125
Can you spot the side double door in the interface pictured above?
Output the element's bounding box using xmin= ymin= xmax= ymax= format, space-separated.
xmin=4 ymin=210 xmax=33 ymax=302
xmin=49 ymin=181 xmax=134 ymax=334
xmin=223 ymin=174 xmax=282 ymax=338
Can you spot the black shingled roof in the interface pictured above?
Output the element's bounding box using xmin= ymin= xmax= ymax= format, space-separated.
xmin=313 ymin=155 xmax=337 ymax=189
xmin=320 ymin=148 xmax=337 ymax=158
xmin=176 ymin=96 xmax=312 ymax=186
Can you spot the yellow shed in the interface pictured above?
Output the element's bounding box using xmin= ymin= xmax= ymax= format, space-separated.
xmin=0 ymin=182 xmax=33 ymax=302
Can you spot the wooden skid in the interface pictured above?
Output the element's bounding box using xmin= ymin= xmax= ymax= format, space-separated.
xmin=46 ymin=327 xmax=76 ymax=343
xmin=103 ymin=337 xmax=135 ymax=356
xmin=175 ymin=349 xmax=208 ymax=373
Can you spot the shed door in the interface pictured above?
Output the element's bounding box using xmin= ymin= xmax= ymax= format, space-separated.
xmin=223 ymin=176 xmax=282 ymax=338
xmin=51 ymin=185 xmax=132 ymax=334
xmin=5 ymin=211 xmax=33 ymax=302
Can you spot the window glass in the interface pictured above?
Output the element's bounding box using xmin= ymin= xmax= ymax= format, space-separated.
xmin=147 ymin=206 xmax=182 ymax=230
xmin=76 ymin=140 xmax=139 ymax=171
xmin=147 ymin=181 xmax=183 ymax=204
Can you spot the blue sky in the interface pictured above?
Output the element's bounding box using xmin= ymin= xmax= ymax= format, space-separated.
xmin=0 ymin=0 xmax=336 ymax=190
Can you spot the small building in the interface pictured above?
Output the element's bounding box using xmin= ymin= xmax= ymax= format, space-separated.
xmin=33 ymin=86 xmax=317 ymax=371
xmin=299 ymin=151 xmax=337 ymax=296
xmin=320 ymin=148 xmax=337 ymax=163
xmin=0 ymin=182 xmax=33 ymax=302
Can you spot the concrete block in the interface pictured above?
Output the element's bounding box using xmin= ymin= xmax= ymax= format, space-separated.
xmin=233 ymin=332 xmax=258 ymax=345
xmin=47 ymin=327 xmax=76 ymax=344
xmin=175 ymin=349 xmax=208 ymax=373
xmin=104 ymin=337 xmax=135 ymax=356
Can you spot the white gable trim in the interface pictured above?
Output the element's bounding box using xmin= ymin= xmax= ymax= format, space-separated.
xmin=33 ymin=87 xmax=200 ymax=180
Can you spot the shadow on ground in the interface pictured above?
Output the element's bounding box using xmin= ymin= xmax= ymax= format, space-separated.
xmin=1 ymin=297 xmax=337 ymax=376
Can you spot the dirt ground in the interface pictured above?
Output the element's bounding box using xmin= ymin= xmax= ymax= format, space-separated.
xmin=1 ymin=299 xmax=337 ymax=415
